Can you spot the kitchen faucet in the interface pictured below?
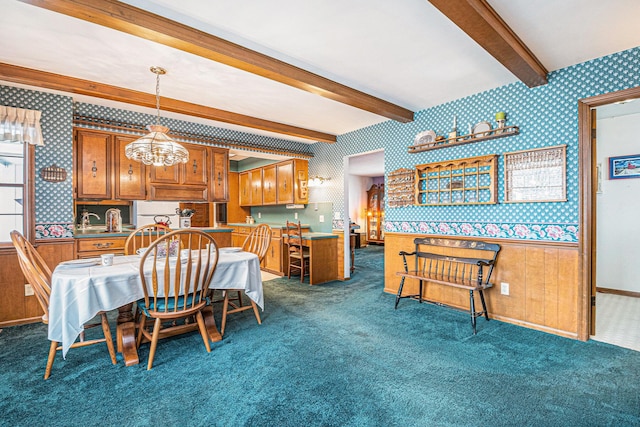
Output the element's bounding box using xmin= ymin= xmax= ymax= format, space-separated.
xmin=80 ymin=210 xmax=100 ymax=229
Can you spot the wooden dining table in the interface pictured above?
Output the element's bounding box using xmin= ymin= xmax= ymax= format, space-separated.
xmin=49 ymin=249 xmax=263 ymax=366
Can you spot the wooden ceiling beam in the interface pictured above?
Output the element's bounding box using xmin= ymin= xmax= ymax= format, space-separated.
xmin=0 ymin=63 xmax=337 ymax=143
xmin=428 ymin=0 xmax=548 ymax=87
xmin=18 ymin=0 xmax=414 ymax=123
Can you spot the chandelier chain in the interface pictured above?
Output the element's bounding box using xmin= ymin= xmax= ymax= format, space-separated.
xmin=155 ymin=70 xmax=161 ymax=125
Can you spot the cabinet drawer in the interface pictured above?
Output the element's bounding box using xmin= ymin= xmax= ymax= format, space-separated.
xmin=271 ymin=228 xmax=282 ymax=238
xmin=76 ymin=237 xmax=126 ymax=253
xmin=234 ymin=226 xmax=252 ymax=235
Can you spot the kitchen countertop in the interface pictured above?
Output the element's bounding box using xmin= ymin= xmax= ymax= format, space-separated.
xmin=283 ymin=232 xmax=338 ymax=240
xmin=73 ymin=226 xmax=233 ymax=238
xmin=227 ymin=222 xmax=311 ymax=229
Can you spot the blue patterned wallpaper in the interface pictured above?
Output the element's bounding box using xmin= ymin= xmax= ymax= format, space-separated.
xmin=75 ymin=103 xmax=312 ymax=157
xmin=315 ymin=47 xmax=640 ymax=242
xmin=0 ymin=85 xmax=75 ymax=238
xmin=3 ymin=46 xmax=640 ymax=241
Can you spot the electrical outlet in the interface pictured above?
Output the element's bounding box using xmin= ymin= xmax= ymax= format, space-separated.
xmin=294 ymin=212 xmax=298 ymax=220
xmin=257 ymin=212 xmax=261 ymax=219
xmin=24 ymin=284 xmax=35 ymax=296
xmin=334 ymin=211 xmax=341 ymax=220
xmin=500 ymin=282 xmax=510 ymax=296
xmin=319 ymin=215 xmax=325 ymax=223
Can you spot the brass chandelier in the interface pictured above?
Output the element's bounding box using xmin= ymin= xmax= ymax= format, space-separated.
xmin=125 ymin=66 xmax=189 ymax=167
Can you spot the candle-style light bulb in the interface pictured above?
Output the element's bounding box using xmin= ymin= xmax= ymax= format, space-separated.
xmin=453 ymin=115 xmax=457 ymax=130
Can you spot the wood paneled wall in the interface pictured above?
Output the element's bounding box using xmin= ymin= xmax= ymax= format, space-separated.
xmin=0 ymin=239 xmax=74 ymax=327
xmin=384 ymin=233 xmax=580 ymax=338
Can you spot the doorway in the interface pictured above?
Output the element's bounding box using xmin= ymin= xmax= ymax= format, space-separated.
xmin=342 ymin=149 xmax=384 ymax=279
xmin=578 ymin=85 xmax=640 ymax=343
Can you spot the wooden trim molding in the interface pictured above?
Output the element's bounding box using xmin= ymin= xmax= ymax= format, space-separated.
xmin=428 ymin=0 xmax=548 ymax=87
xmin=17 ymin=0 xmax=414 ymax=124
xmin=0 ymin=62 xmax=336 ymax=143
xmin=596 ymin=288 xmax=640 ymax=299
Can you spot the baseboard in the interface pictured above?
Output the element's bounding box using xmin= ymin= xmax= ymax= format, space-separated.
xmin=596 ymin=287 xmax=640 ymax=298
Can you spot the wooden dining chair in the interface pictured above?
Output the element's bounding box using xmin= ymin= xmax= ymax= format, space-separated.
xmin=124 ymin=223 xmax=173 ymax=255
xmin=286 ymin=220 xmax=310 ymax=283
xmin=135 ymin=229 xmax=219 ymax=370
xmin=10 ymin=230 xmax=117 ymax=379
xmin=219 ymin=224 xmax=272 ymax=335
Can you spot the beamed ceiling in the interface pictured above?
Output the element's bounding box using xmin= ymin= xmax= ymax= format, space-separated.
xmin=1 ymin=0 xmax=639 ymax=146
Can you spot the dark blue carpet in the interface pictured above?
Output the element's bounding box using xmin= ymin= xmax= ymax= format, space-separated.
xmin=1 ymin=245 xmax=639 ymax=426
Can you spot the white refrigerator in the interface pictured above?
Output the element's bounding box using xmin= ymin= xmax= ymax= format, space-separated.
xmin=133 ymin=201 xmax=180 ymax=228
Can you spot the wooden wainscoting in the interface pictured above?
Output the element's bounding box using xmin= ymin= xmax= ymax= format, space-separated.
xmin=384 ymin=232 xmax=580 ymax=339
xmin=0 ymin=239 xmax=75 ymax=327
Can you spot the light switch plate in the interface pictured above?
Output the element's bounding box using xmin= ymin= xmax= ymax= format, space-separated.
xmin=319 ymin=215 xmax=325 ymax=222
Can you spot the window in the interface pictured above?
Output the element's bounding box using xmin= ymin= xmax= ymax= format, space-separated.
xmin=0 ymin=141 xmax=33 ymax=245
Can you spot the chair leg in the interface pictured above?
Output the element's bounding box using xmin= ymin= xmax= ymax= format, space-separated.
xmin=469 ymin=290 xmax=477 ymax=335
xmin=395 ymin=277 xmax=406 ymax=309
xmin=195 ymin=311 xmax=212 ymax=353
xmin=250 ymin=300 xmax=262 ymax=325
xmin=221 ymin=291 xmax=230 ymax=336
xmin=100 ymin=313 xmax=117 ymax=365
xmin=235 ymin=291 xmax=244 ymax=308
xmin=44 ymin=340 xmax=58 ymax=380
xmin=479 ymin=290 xmax=490 ymax=321
xmin=147 ymin=317 xmax=162 ymax=370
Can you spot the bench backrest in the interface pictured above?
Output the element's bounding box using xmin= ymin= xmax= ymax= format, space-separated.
xmin=412 ymin=237 xmax=501 ymax=287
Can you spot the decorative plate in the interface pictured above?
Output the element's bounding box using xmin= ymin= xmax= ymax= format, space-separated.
xmin=414 ymin=130 xmax=436 ymax=146
xmin=472 ymin=121 xmax=492 ymax=137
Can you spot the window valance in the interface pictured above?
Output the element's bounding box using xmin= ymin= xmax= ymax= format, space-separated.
xmin=0 ymin=106 xmax=44 ymax=146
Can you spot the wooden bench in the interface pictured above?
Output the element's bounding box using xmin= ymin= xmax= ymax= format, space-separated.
xmin=395 ymin=237 xmax=501 ymax=334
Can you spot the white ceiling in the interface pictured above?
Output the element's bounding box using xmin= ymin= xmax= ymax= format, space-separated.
xmin=1 ymin=0 xmax=640 ymax=160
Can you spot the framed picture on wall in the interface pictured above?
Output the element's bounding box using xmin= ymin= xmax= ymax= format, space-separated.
xmin=609 ymin=154 xmax=640 ymax=179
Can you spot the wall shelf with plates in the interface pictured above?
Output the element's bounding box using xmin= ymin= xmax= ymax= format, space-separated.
xmin=408 ymin=125 xmax=519 ymax=153
xmin=415 ymin=155 xmax=497 ymax=206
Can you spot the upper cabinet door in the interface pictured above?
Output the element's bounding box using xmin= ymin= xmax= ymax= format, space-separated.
xmin=276 ymin=161 xmax=294 ymax=204
xmin=210 ymin=148 xmax=229 ymax=202
xmin=250 ymin=169 xmax=263 ymax=206
xmin=239 ymin=171 xmax=251 ymax=206
xmin=149 ymin=162 xmax=180 ymax=185
xmin=183 ymin=144 xmax=208 ymax=186
xmin=262 ymin=164 xmax=277 ymax=205
xmin=114 ymin=135 xmax=146 ymax=200
xmin=75 ymin=130 xmax=111 ymax=199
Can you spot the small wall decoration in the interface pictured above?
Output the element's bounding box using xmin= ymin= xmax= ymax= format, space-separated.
xmin=504 ymin=145 xmax=566 ymax=202
xmin=609 ymin=154 xmax=640 ymax=179
xmin=39 ymin=164 xmax=67 ymax=182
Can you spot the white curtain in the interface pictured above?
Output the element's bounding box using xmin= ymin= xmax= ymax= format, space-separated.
xmin=0 ymin=106 xmax=45 ymax=146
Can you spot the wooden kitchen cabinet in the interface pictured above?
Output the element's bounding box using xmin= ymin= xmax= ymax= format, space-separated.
xmin=262 ymin=164 xmax=277 ymax=205
xmin=277 ymin=159 xmax=308 ymax=205
xmin=239 ymin=169 xmax=263 ymax=206
xmin=75 ymin=129 xmax=147 ymax=200
xmin=209 ymin=148 xmax=229 ymax=202
xmin=239 ymin=172 xmax=251 ymax=206
xmin=148 ymin=142 xmax=209 ymax=201
xmin=263 ymin=228 xmax=282 ymax=273
xmin=239 ymin=159 xmax=308 ymax=206
xmin=114 ymin=135 xmax=147 ymax=200
xmin=75 ymin=236 xmax=127 ymax=258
